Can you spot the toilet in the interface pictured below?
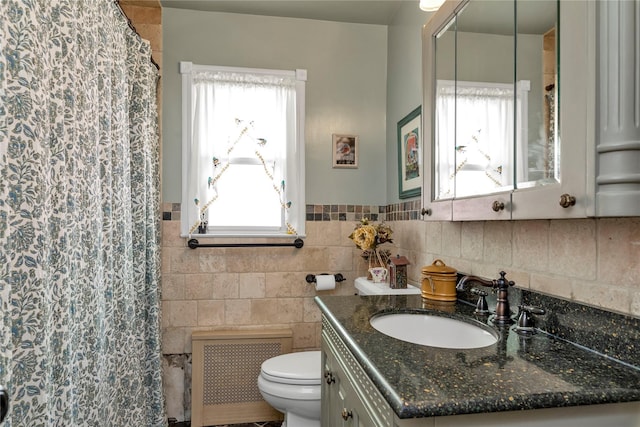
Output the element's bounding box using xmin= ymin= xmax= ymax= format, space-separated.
xmin=257 ymin=350 xmax=322 ymax=427
xmin=258 ymin=278 xmax=415 ymax=426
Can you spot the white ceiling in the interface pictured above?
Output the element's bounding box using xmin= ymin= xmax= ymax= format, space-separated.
xmin=159 ymin=0 xmax=410 ymax=25
xmin=159 ymin=0 xmax=557 ymax=34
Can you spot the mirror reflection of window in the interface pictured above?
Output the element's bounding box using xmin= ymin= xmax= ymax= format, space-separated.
xmin=455 ymin=0 xmax=514 ymax=199
xmin=436 ymin=80 xmax=529 ymax=199
xmin=431 ymin=0 xmax=559 ymax=202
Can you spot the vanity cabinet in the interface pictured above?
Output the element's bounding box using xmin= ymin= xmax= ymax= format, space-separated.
xmin=321 ymin=318 xmax=395 ymax=427
xmin=421 ymin=0 xmax=640 ymax=221
xmin=321 ymin=350 xmax=378 ymax=427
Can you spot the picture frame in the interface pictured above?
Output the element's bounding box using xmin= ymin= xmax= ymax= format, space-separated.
xmin=332 ymin=134 xmax=358 ymax=168
xmin=397 ymin=106 xmax=422 ymax=199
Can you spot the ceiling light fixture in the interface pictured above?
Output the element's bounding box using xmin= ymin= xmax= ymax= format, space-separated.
xmin=419 ymin=0 xmax=446 ymax=12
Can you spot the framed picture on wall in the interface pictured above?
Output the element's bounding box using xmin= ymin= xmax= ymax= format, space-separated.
xmin=397 ymin=106 xmax=422 ymax=199
xmin=332 ymin=134 xmax=358 ymax=168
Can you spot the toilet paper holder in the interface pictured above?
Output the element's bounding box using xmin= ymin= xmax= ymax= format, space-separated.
xmin=305 ymin=273 xmax=345 ymax=284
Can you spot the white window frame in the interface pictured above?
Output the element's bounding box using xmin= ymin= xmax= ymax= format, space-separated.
xmin=180 ymin=61 xmax=306 ymax=238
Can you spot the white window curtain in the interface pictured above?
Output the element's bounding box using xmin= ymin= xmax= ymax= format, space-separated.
xmin=435 ymin=80 xmax=528 ymax=199
xmin=181 ymin=64 xmax=305 ymax=237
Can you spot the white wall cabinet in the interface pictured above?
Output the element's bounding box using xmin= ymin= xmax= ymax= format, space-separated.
xmin=509 ymin=0 xmax=592 ymax=220
xmin=421 ymin=0 xmax=640 ymax=221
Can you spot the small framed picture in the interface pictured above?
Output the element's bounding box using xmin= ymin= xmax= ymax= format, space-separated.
xmin=397 ymin=106 xmax=422 ymax=199
xmin=332 ymin=134 xmax=358 ymax=168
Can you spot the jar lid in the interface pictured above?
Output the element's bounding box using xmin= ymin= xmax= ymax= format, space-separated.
xmin=422 ymin=259 xmax=457 ymax=275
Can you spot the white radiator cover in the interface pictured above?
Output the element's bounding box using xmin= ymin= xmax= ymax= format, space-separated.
xmin=191 ymin=329 xmax=293 ymax=427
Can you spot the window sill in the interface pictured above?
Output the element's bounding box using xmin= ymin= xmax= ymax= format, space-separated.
xmin=181 ymin=232 xmax=305 ymax=239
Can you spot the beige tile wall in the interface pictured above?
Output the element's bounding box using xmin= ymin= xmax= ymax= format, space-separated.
xmin=156 ymin=180 xmax=640 ymax=420
xmin=161 ymin=218 xmax=368 ymax=355
xmin=390 ymin=217 xmax=640 ymax=317
xmin=160 ymin=211 xmax=639 ymax=422
xmin=162 ymin=215 xmax=640 ymax=352
xmin=162 ymin=213 xmax=640 ymax=421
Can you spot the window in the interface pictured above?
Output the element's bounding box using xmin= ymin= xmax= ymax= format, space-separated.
xmin=180 ymin=62 xmax=306 ymax=238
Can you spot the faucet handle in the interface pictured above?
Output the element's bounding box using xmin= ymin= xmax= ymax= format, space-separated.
xmin=497 ymin=271 xmax=515 ymax=288
xmin=470 ymin=288 xmax=489 ymax=315
xmin=515 ymin=305 xmax=546 ymax=336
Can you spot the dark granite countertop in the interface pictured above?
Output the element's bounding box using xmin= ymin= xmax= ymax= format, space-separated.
xmin=315 ymin=290 xmax=640 ymax=419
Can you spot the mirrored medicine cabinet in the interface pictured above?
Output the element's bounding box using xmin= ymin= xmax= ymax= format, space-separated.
xmin=421 ymin=0 xmax=612 ymax=221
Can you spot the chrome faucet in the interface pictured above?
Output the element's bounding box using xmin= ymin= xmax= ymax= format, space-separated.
xmin=457 ymin=271 xmax=515 ymax=325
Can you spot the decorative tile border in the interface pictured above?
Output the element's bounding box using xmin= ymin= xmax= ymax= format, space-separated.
xmin=161 ymin=202 xmax=182 ymax=221
xmin=304 ymin=204 xmax=384 ymax=222
xmin=385 ymin=199 xmax=423 ymax=221
xmin=161 ymin=200 xmax=423 ymax=222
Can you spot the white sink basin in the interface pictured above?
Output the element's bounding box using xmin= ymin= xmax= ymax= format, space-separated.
xmin=370 ymin=313 xmax=499 ymax=349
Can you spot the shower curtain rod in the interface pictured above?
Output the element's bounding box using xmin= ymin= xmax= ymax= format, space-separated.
xmin=187 ymin=238 xmax=304 ymax=249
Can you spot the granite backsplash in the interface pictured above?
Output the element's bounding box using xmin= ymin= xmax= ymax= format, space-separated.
xmin=455 ymin=272 xmax=640 ymax=368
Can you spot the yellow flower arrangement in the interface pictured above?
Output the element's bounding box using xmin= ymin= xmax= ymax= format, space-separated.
xmin=348 ymin=218 xmax=393 ymax=267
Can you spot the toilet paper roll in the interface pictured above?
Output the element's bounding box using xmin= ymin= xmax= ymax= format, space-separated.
xmin=315 ymin=275 xmax=336 ymax=291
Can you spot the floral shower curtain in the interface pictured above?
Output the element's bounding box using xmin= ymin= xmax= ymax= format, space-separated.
xmin=0 ymin=1 xmax=165 ymax=426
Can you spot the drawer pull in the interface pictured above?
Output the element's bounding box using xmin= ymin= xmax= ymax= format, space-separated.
xmin=324 ymin=372 xmax=335 ymax=385
xmin=341 ymin=408 xmax=353 ymax=420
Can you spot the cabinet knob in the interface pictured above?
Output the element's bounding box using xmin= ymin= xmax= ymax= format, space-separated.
xmin=559 ymin=193 xmax=576 ymax=208
xmin=341 ymin=408 xmax=353 ymax=420
xmin=324 ymin=372 xmax=335 ymax=385
xmin=421 ymin=207 xmax=432 ymax=216
xmin=492 ymin=201 xmax=505 ymax=212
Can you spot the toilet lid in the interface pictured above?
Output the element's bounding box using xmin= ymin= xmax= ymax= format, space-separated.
xmin=260 ymin=351 xmax=321 ymax=385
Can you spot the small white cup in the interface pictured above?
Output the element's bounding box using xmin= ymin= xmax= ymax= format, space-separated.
xmin=368 ymin=267 xmax=388 ymax=283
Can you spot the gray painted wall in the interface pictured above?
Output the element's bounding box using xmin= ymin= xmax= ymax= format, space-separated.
xmin=162 ymin=8 xmax=389 ymax=204
xmin=386 ymin=3 xmax=433 ymax=203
